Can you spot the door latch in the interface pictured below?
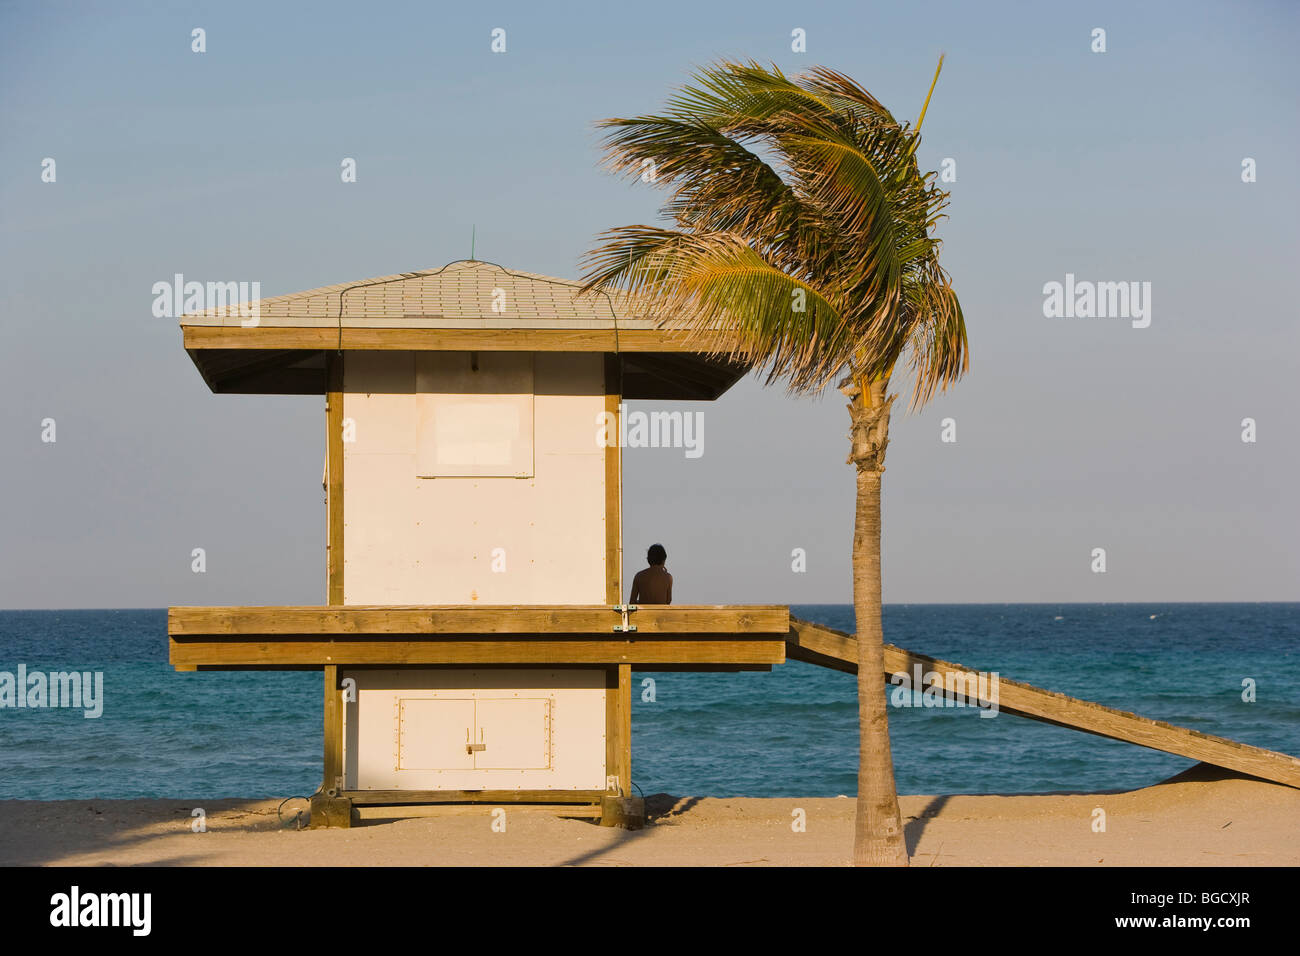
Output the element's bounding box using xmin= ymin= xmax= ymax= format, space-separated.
xmin=611 ymin=604 xmax=638 ymax=633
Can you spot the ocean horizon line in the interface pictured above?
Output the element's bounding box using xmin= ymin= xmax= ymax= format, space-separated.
xmin=2 ymin=600 xmax=1297 ymax=614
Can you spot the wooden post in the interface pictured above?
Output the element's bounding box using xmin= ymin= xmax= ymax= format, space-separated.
xmin=603 ymin=665 xmax=633 ymax=793
xmin=616 ymin=662 xmax=632 ymax=797
xmin=313 ymin=354 xmax=352 ymax=827
xmin=603 ymin=354 xmax=622 ymax=605
xmin=326 ymin=353 xmax=344 ymax=605
xmin=310 ymin=662 xmax=352 ymax=828
xmin=322 ymin=664 xmax=342 ymax=791
xmin=603 ymin=353 xmax=628 ymax=795
xmin=601 ymin=663 xmax=641 ymax=827
xmin=600 ymin=355 xmax=640 ymax=826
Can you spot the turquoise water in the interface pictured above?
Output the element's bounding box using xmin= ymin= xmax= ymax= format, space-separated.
xmin=0 ymin=604 xmax=1295 ymax=799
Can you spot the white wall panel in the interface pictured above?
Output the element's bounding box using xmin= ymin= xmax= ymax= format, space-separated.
xmin=343 ymin=350 xmax=606 ymax=604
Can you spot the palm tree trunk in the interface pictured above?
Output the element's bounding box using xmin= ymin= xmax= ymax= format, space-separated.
xmin=848 ymin=379 xmax=908 ymax=866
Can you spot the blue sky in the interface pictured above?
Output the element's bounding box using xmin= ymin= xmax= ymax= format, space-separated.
xmin=1 ymin=0 xmax=1297 ymax=606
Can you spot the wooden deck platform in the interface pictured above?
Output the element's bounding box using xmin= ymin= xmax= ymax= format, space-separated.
xmin=168 ymin=604 xmax=790 ymax=670
xmin=787 ymin=616 xmax=1300 ymax=790
xmin=166 ymin=604 xmax=1300 ymax=792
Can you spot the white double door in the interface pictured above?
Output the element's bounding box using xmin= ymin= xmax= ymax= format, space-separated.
xmin=343 ymin=668 xmax=607 ymax=791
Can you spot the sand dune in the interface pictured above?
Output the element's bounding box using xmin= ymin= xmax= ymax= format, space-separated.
xmin=2 ymin=765 xmax=1295 ymax=867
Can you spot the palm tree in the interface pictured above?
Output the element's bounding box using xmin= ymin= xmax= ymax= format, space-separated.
xmin=580 ymin=59 xmax=968 ymax=865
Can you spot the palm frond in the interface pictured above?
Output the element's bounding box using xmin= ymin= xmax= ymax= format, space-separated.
xmin=579 ymin=226 xmax=854 ymax=391
xmin=582 ymin=59 xmax=968 ymax=405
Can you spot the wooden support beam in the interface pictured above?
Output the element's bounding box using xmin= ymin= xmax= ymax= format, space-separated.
xmin=633 ymin=664 xmax=772 ymax=673
xmin=786 ymin=616 xmax=1300 ymax=790
xmin=187 ymin=663 xmax=774 ymax=673
xmin=341 ymin=789 xmax=606 ymax=805
xmin=616 ymin=663 xmax=632 ymax=796
xmin=604 ymin=663 xmax=634 ymax=797
xmin=601 ymin=353 xmax=633 ymax=811
xmin=168 ymin=604 xmax=789 ymax=636
xmin=170 ymin=638 xmax=785 ymax=668
xmin=601 ymin=664 xmax=637 ymax=828
xmin=320 ymin=361 xmax=346 ymax=827
xmin=605 ymin=666 xmax=620 ymax=796
xmin=183 ymin=325 xmax=734 ymax=354
xmin=322 ymin=664 xmax=342 ymax=793
xmin=355 ymin=804 xmax=603 ymax=820
xmin=604 ymin=354 xmax=622 ymax=607
xmin=325 ymin=354 xmax=344 ymax=606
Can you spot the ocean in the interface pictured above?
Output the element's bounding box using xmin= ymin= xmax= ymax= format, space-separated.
xmin=0 ymin=603 xmax=1296 ymax=800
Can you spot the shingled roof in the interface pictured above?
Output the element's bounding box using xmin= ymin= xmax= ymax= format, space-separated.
xmin=181 ymin=260 xmax=666 ymax=330
xmin=180 ymin=259 xmax=750 ymax=400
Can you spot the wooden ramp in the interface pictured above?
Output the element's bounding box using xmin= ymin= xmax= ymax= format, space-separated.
xmin=787 ymin=616 xmax=1300 ymax=789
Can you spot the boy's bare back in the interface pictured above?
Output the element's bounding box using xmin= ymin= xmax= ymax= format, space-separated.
xmin=629 ymin=566 xmax=672 ymax=605
xmin=629 ymin=543 xmax=672 ymax=604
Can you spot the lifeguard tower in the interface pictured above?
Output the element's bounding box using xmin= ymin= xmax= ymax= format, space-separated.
xmin=169 ymin=259 xmax=790 ymax=826
xmin=170 ymin=260 xmax=1300 ymax=833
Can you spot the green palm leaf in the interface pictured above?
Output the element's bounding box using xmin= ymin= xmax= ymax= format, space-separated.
xmin=582 ymin=58 xmax=967 ymax=404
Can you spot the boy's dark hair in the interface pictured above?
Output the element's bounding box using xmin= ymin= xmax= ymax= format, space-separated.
xmin=646 ymin=544 xmax=667 ymax=566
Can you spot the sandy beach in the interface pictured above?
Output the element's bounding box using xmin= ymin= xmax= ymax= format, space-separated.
xmin=3 ymin=765 xmax=1296 ymax=867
